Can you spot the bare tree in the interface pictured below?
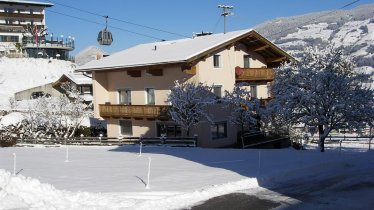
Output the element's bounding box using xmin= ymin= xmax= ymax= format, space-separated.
xmin=269 ymin=45 xmax=374 ymax=152
xmin=167 ymin=81 xmax=216 ymax=136
xmin=22 ymin=82 xmax=92 ymax=139
xmin=223 ymin=83 xmax=259 ymax=133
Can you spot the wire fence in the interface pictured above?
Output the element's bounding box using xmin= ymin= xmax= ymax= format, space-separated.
xmin=308 ymin=135 xmax=373 ymax=151
xmin=16 ymin=136 xmax=197 ymax=147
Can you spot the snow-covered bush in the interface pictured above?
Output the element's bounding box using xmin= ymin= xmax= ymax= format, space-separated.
xmin=269 ymin=45 xmax=374 ymax=152
xmin=20 ymin=82 xmax=93 ymax=139
xmin=0 ymin=125 xmax=19 ymax=147
xmin=167 ymin=81 xmax=216 ymax=136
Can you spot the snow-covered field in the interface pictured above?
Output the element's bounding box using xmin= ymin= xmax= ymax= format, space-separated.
xmin=0 ymin=144 xmax=372 ymax=209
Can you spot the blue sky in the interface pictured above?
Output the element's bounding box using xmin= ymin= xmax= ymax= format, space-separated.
xmin=42 ymin=0 xmax=374 ymax=55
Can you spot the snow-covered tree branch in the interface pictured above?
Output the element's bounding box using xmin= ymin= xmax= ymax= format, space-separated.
xmin=21 ymin=81 xmax=92 ymax=139
xmin=222 ymin=83 xmax=260 ymax=133
xmin=167 ymin=81 xmax=216 ymax=136
xmin=269 ymin=45 xmax=374 ymax=152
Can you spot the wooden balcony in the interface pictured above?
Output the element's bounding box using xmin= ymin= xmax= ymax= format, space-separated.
xmin=235 ymin=67 xmax=275 ymax=82
xmin=0 ymin=12 xmax=44 ymax=19
xmin=99 ymin=104 xmax=170 ymax=120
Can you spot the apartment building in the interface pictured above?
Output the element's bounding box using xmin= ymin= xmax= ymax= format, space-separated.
xmin=78 ymin=29 xmax=293 ymax=147
xmin=0 ymin=0 xmax=74 ymax=59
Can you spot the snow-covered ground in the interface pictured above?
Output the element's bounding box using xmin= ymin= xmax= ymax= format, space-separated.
xmin=0 ymin=144 xmax=372 ymax=209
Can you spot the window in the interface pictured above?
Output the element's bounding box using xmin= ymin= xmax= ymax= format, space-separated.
xmin=120 ymin=120 xmax=132 ymax=136
xmin=211 ymin=121 xmax=227 ymax=139
xmin=0 ymin=35 xmax=19 ymax=42
xmin=250 ymin=85 xmax=257 ymax=98
xmin=157 ymin=123 xmax=182 ymax=137
xmin=145 ymin=88 xmax=155 ymax=105
xmin=119 ymin=89 xmax=131 ymax=105
xmin=213 ymin=54 xmax=221 ymax=68
xmin=213 ymin=85 xmax=222 ymax=98
xmin=243 ymin=55 xmax=251 ymax=68
xmin=81 ymin=86 xmax=92 ymax=94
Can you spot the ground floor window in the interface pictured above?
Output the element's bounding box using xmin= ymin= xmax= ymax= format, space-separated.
xmin=211 ymin=121 xmax=227 ymax=139
xmin=157 ymin=123 xmax=182 ymax=137
xmin=250 ymin=85 xmax=257 ymax=98
xmin=120 ymin=120 xmax=133 ymax=136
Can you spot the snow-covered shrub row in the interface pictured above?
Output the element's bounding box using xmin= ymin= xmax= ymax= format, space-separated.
xmin=0 ymin=82 xmax=94 ymax=144
xmin=0 ymin=125 xmax=18 ymax=147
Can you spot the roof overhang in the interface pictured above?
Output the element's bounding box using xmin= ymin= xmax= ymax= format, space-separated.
xmin=77 ymin=60 xmax=186 ymax=72
xmin=0 ymin=0 xmax=53 ymax=7
xmin=186 ymin=30 xmax=294 ymax=67
xmin=77 ymin=29 xmax=294 ymax=72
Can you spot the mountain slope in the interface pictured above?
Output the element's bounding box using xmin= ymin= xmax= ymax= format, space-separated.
xmin=255 ymin=3 xmax=374 ymax=69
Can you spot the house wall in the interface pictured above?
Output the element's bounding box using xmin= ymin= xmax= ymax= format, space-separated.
xmin=92 ymin=71 xmax=109 ymax=117
xmin=95 ymin=43 xmax=272 ymax=147
xmin=197 ymin=44 xmax=269 ymax=99
xmin=14 ymin=83 xmax=61 ymax=101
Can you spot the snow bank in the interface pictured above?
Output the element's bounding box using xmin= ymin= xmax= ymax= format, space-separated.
xmin=0 ymin=112 xmax=23 ymax=128
xmin=0 ymin=169 xmax=257 ymax=210
xmin=0 ymin=169 xmax=136 ymax=210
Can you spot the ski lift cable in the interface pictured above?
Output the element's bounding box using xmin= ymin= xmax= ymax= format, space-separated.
xmin=45 ymin=0 xmax=360 ymax=48
xmin=46 ymin=9 xmax=164 ymax=41
xmin=45 ymin=0 xmax=190 ymax=39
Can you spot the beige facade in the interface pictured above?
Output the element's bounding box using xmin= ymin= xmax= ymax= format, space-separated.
xmin=80 ymin=29 xmax=293 ymax=147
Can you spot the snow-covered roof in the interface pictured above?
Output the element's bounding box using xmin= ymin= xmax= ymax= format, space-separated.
xmin=77 ymin=29 xmax=293 ymax=71
xmin=65 ymin=72 xmax=92 ymax=85
xmin=0 ymin=0 xmax=53 ymax=7
xmin=53 ymin=72 xmax=92 ymax=87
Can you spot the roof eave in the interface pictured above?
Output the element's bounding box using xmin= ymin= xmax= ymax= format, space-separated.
xmin=76 ymin=60 xmax=187 ymax=72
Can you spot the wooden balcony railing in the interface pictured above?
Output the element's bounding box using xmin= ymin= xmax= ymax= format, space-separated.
xmin=235 ymin=67 xmax=275 ymax=82
xmin=99 ymin=104 xmax=170 ymax=120
xmin=0 ymin=12 xmax=44 ymax=19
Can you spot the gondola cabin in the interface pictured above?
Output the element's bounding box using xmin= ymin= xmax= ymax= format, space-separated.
xmin=97 ymin=28 xmax=113 ymax=46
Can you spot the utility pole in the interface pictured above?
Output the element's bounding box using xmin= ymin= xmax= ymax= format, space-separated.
xmin=218 ymin=4 xmax=233 ymax=34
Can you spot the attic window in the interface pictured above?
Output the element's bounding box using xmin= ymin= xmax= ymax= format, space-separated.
xmin=213 ymin=54 xmax=221 ymax=68
xmin=127 ymin=70 xmax=141 ymax=77
xmin=145 ymin=69 xmax=163 ymax=76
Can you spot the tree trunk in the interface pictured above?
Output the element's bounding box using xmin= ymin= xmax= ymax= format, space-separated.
xmin=318 ymin=125 xmax=325 ymax=152
xmin=186 ymin=127 xmax=190 ymax=137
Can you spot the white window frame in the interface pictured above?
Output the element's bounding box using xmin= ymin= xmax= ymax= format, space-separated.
xmin=145 ymin=87 xmax=155 ymax=105
xmin=250 ymin=85 xmax=257 ymax=99
xmin=213 ymin=54 xmax=222 ymax=68
xmin=243 ymin=54 xmax=251 ymax=68
xmin=118 ymin=88 xmax=132 ymax=105
xmin=212 ymin=84 xmax=223 ymax=99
